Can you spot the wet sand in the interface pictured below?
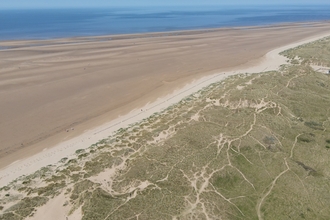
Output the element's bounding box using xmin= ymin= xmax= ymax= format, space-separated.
xmin=1 ymin=22 xmax=330 ymax=169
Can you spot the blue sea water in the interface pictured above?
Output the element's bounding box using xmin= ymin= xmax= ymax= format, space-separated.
xmin=1 ymin=5 xmax=330 ymax=40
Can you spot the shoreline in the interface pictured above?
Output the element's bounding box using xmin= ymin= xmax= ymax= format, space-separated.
xmin=0 ymin=21 xmax=329 ymax=49
xmin=1 ymin=30 xmax=330 ymax=186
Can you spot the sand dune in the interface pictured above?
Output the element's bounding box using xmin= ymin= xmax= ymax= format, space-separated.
xmin=1 ymin=22 xmax=330 ymax=172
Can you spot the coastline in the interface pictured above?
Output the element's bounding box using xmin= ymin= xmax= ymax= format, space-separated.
xmin=1 ymin=28 xmax=330 ymax=186
xmin=0 ymin=21 xmax=329 ymax=49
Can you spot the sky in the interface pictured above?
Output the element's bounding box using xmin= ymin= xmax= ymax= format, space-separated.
xmin=1 ymin=0 xmax=329 ymax=9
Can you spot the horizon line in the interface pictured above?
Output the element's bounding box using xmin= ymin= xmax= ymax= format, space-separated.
xmin=1 ymin=4 xmax=330 ymax=10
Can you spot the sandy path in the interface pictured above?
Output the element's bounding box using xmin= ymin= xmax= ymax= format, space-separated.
xmin=1 ymin=22 xmax=330 ymax=186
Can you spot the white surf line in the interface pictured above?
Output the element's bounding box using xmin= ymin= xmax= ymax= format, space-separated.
xmin=1 ymin=31 xmax=330 ymax=187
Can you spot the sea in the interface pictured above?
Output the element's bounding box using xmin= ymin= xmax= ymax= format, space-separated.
xmin=1 ymin=5 xmax=330 ymax=40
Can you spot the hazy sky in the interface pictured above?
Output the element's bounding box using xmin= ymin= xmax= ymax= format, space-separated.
xmin=1 ymin=0 xmax=329 ymax=9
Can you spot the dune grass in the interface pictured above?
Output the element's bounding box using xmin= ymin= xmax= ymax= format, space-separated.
xmin=281 ymin=36 xmax=330 ymax=67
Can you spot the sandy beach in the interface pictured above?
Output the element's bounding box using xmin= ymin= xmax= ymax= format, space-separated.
xmin=1 ymin=22 xmax=330 ymax=186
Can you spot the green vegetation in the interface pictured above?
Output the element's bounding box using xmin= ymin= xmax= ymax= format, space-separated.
xmin=281 ymin=36 xmax=330 ymax=66
xmin=36 ymin=181 xmax=65 ymax=196
xmin=1 ymin=197 xmax=48 ymax=220
xmin=2 ymin=37 xmax=330 ymax=220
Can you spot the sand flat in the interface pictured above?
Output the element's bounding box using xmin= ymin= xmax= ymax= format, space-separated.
xmin=1 ymin=22 xmax=330 ymax=169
